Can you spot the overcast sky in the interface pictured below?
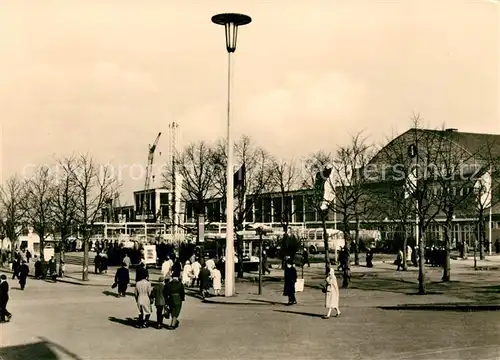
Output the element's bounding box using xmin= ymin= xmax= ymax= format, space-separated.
xmin=0 ymin=0 xmax=498 ymax=204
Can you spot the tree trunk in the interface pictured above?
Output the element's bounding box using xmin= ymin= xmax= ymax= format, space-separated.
xmin=342 ymin=219 xmax=350 ymax=288
xmin=418 ymin=224 xmax=426 ymax=295
xmin=237 ymin=232 xmax=244 ymax=278
xmin=402 ymin=227 xmax=408 ymax=271
xmin=354 ymin=219 xmax=360 ymax=266
xmin=321 ymin=211 xmax=329 ymax=275
xmin=82 ymin=230 xmax=89 ymax=281
xmin=39 ymin=233 xmax=45 ymax=263
xmin=479 ymin=213 xmax=485 ymax=260
xmin=442 ymin=217 xmax=452 ymax=282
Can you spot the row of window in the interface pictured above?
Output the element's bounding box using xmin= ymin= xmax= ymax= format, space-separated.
xmin=185 ymin=194 xmax=322 ymax=224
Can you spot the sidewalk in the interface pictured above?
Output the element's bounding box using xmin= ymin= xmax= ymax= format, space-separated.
xmin=203 ymin=259 xmax=500 ymax=310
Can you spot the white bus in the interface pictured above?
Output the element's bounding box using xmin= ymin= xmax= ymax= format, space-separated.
xmin=299 ymin=229 xmax=345 ymax=254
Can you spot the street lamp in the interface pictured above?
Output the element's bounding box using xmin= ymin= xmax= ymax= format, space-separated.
xmin=212 ymin=13 xmax=252 ymax=297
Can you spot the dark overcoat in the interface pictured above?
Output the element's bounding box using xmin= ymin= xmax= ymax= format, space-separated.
xmin=283 ymin=266 xmax=297 ymax=296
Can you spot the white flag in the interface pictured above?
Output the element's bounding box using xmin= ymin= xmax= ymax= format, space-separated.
xmin=320 ymin=171 xmax=335 ymax=210
xmin=475 ymin=168 xmax=492 ymax=207
xmin=404 ymin=169 xmax=417 ymax=199
xmin=321 ymin=179 xmax=335 ymax=210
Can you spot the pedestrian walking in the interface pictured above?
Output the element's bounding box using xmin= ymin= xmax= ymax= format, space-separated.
xmin=366 ymin=248 xmax=374 ymax=268
xmin=0 ymin=274 xmax=12 ymax=323
xmin=135 ymin=262 xmax=149 ymax=283
xmin=114 ymin=262 xmax=130 ymax=297
xmin=161 ymin=256 xmax=173 ymax=279
xmin=150 ymin=276 xmax=165 ymax=329
xmin=302 ymin=248 xmax=310 ymax=268
xmin=134 ymin=276 xmax=152 ymax=328
xmin=182 ymin=260 xmax=192 ymax=286
xmin=262 ymin=250 xmax=271 ymax=274
xmin=18 ymin=260 xmax=29 ymax=290
xmin=34 ymin=256 xmax=43 ymax=279
xmin=164 ymin=269 xmax=185 ymax=330
xmin=59 ymin=260 xmax=65 ymax=277
xmin=122 ymin=253 xmax=131 ymax=269
xmin=191 ymin=259 xmax=201 ymax=288
xmin=211 ymin=266 xmax=222 ymax=296
xmin=199 ymin=262 xmax=211 ymax=300
xmin=396 ymin=249 xmax=403 ymax=271
xmin=11 ymin=256 xmax=20 ymax=280
xmin=283 ymin=259 xmax=297 ymax=305
xmin=94 ymin=253 xmax=101 ymax=274
xmin=322 ymin=266 xmax=341 ymax=319
xmin=48 ymin=257 xmax=57 ymax=282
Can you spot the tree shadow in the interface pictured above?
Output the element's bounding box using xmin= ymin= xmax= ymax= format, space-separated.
xmin=379 ymin=304 xmax=500 ymax=312
xmin=249 ymin=299 xmax=282 ymax=305
xmin=0 ymin=337 xmax=83 ymax=360
xmin=273 ymin=309 xmax=323 ymax=318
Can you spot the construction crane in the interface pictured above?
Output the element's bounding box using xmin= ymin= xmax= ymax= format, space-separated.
xmin=142 ymin=132 xmax=161 ymax=220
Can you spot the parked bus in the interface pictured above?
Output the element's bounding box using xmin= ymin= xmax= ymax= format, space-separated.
xmin=298 ymin=229 xmax=345 ymax=254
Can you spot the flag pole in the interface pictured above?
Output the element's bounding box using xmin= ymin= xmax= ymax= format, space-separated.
xmin=488 ymin=165 xmax=492 ymax=256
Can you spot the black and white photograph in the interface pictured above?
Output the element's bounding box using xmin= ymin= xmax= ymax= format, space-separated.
xmin=0 ymin=1 xmax=499 ymax=359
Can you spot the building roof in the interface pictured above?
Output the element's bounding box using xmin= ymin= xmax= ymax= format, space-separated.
xmin=423 ymin=129 xmax=500 ymax=159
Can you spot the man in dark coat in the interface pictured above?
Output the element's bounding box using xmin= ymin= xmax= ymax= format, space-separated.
xmin=283 ymin=259 xmax=297 ymax=305
xmin=150 ymin=276 xmax=165 ymax=329
xmin=94 ymin=253 xmax=101 ymax=274
xmin=34 ymin=256 xmax=43 ymax=279
xmin=11 ymin=255 xmax=20 ymax=280
xmin=135 ymin=262 xmax=149 ymax=283
xmin=18 ymin=260 xmax=29 ymax=290
xmin=48 ymin=257 xmax=57 ymax=282
xmin=0 ymin=274 xmax=12 ymax=322
xmin=164 ymin=270 xmax=185 ymax=330
xmin=114 ymin=262 xmax=130 ymax=297
xmin=198 ymin=262 xmax=211 ymax=300
xmin=366 ymin=248 xmax=374 ymax=268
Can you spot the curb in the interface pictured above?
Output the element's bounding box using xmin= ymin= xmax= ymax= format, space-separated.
xmin=379 ymin=304 xmax=500 ymax=311
xmin=202 ymin=297 xmax=282 ymax=306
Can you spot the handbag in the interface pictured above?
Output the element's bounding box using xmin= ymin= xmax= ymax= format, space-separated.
xmin=321 ymin=286 xmax=327 ymax=293
xmin=295 ymin=278 xmax=304 ymax=292
xmin=111 ymin=282 xmax=117 ymax=289
xmin=163 ymin=305 xmax=171 ymax=319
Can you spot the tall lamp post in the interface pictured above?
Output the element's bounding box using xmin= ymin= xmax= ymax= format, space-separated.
xmin=212 ymin=13 xmax=252 ymax=297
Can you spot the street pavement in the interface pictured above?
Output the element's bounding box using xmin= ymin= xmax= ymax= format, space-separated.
xmin=1 ymin=258 xmax=500 ymax=359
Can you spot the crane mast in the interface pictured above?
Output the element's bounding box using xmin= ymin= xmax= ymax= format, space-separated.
xmin=142 ymin=132 xmax=161 ymax=220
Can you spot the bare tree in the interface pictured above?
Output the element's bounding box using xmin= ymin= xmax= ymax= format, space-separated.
xmin=471 ymin=138 xmax=500 ymax=262
xmin=212 ymin=135 xmax=273 ymax=278
xmin=304 ymin=150 xmax=333 ymax=274
xmin=373 ymin=115 xmax=447 ymax=294
xmin=268 ymin=158 xmax=302 ymax=234
xmin=371 ymin=151 xmax=416 ymax=271
xmin=163 ymin=140 xmax=218 ymax=240
xmin=325 ymin=133 xmax=373 ymax=287
xmin=0 ymin=176 xmax=26 ymax=261
xmin=51 ymin=156 xmax=80 ymax=260
xmin=70 ymin=154 xmax=119 ymax=281
xmin=432 ymin=128 xmax=479 ymax=281
xmin=20 ymin=166 xmax=55 ymax=263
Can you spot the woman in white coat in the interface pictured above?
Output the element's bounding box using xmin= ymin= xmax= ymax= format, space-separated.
xmin=323 ymin=266 xmax=341 ymax=319
xmin=182 ymin=260 xmax=193 ymax=286
xmin=211 ymin=266 xmax=222 ymax=296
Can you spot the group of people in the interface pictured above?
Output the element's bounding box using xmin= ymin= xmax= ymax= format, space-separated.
xmin=112 ymin=255 xmax=186 ymax=329
xmin=111 ymin=251 xmax=226 ymax=329
xmin=163 ymin=256 xmax=222 ymax=299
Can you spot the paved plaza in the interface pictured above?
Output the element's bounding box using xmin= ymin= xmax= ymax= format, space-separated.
xmin=1 ymin=258 xmax=500 ymax=359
